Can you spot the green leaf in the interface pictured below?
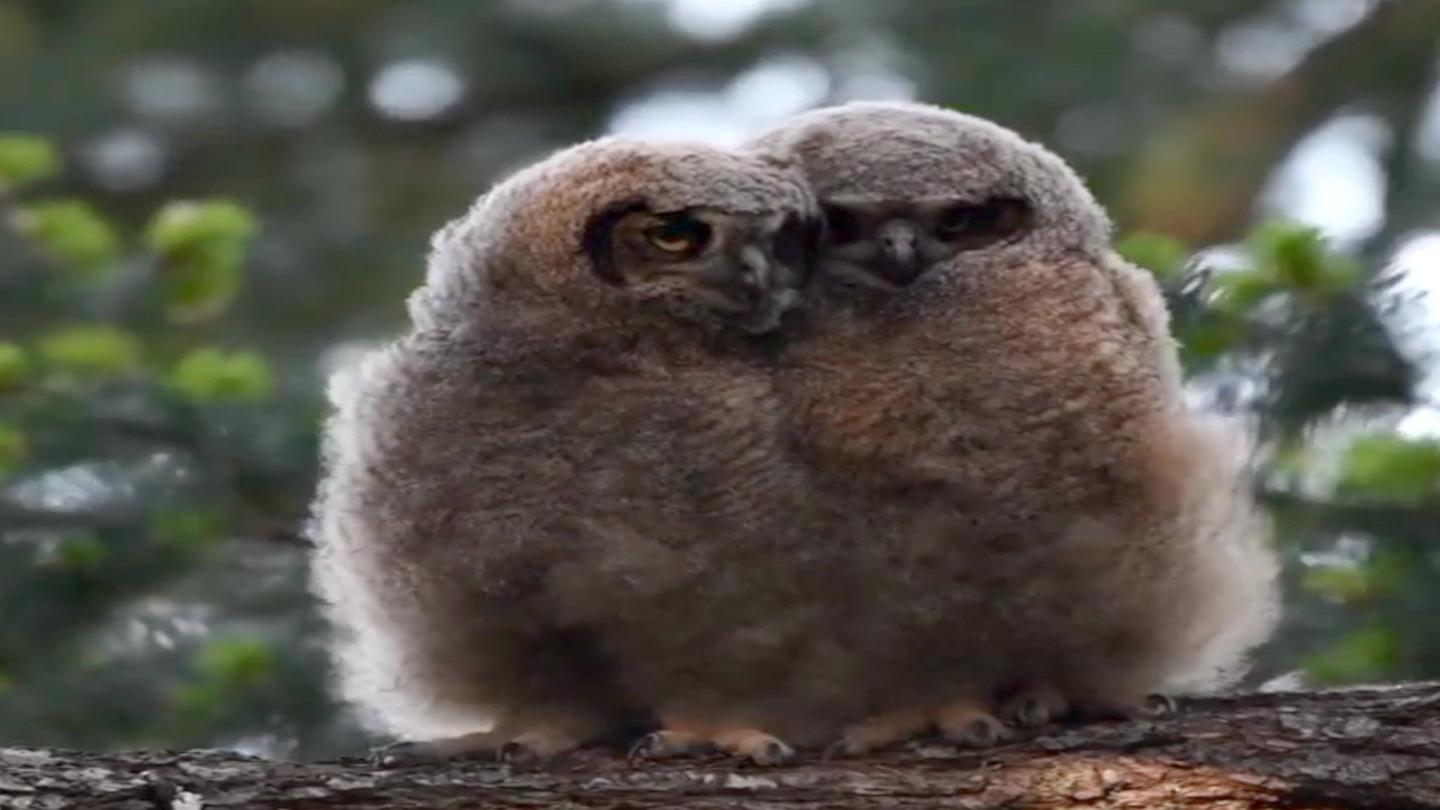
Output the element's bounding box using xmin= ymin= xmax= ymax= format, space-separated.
xmin=0 ymin=423 xmax=26 ymax=476
xmin=169 ymin=348 xmax=273 ymax=402
xmin=151 ymin=506 xmax=227 ymax=548
xmin=1302 ymin=565 xmax=1371 ymax=603
xmin=37 ymin=325 xmax=142 ymax=378
xmin=0 ymin=134 xmax=61 ymax=189
xmin=145 ymin=200 xmax=257 ymax=254
xmin=1116 ymin=232 xmax=1189 ymax=279
xmin=146 ymin=201 xmax=258 ymax=322
xmin=0 ymin=668 xmax=12 ymax=694
xmin=1304 ymin=624 xmax=1401 ymax=683
xmin=12 ymin=199 xmax=121 ymax=273
xmin=1177 ymin=317 xmax=1246 ymax=360
xmin=1209 ymin=269 xmax=1279 ymax=316
xmin=0 ymin=342 xmax=29 ymax=392
xmin=1339 ymin=434 xmax=1440 ymax=504
xmin=56 ymin=533 xmax=109 ymax=570
xmin=193 ymin=637 xmax=275 ymax=689
xmin=163 ymin=247 xmax=244 ymax=323
xmin=1248 ymin=221 xmax=1358 ymax=297
xmin=1299 ymin=553 xmax=1407 ymax=605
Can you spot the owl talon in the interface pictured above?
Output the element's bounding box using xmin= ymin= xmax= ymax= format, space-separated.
xmin=1072 ymin=694 xmax=1174 ymax=722
xmin=1144 ymin=693 xmax=1178 ymax=716
xmin=371 ymin=730 xmax=506 ymax=766
xmin=941 ymin=715 xmax=1010 ymax=749
xmin=998 ymin=685 xmax=1069 ymax=729
xmin=498 ymin=740 xmax=546 ymax=768
xmin=1000 ymin=695 xmax=1050 ymax=729
xmin=372 ymin=741 xmax=444 ymax=767
xmin=628 ymin=730 xmax=713 ymax=762
xmin=747 ymin=737 xmax=795 ymax=766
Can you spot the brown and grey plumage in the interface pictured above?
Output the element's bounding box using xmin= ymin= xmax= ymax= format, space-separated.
xmin=748 ymin=101 xmax=1279 ymax=752
xmin=310 ymin=137 xmax=864 ymax=765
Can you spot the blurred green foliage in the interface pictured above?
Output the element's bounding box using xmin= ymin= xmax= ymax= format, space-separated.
xmin=1 ymin=0 xmax=1438 ymax=762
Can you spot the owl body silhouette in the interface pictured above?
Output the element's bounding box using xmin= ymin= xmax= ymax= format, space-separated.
xmin=311 ymin=138 xmax=858 ymax=763
xmin=751 ymin=102 xmax=1278 ymax=749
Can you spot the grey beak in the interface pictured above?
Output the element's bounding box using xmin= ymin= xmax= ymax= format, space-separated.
xmin=876 ymin=219 xmax=922 ymax=285
xmin=736 ymin=244 xmax=772 ymax=299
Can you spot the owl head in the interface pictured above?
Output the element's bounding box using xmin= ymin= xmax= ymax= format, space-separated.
xmin=749 ymin=101 xmax=1110 ymax=294
xmin=413 ymin=138 xmax=820 ymax=336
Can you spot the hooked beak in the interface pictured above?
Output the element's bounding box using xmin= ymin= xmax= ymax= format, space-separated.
xmin=715 ymin=243 xmax=798 ymax=333
xmin=876 ymin=219 xmax=923 ymax=286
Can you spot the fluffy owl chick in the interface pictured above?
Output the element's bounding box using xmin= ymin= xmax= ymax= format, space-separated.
xmin=311 ymin=137 xmax=844 ymax=765
xmin=749 ymin=102 xmax=1278 ymax=751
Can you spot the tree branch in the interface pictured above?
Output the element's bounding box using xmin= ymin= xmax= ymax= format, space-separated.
xmin=6 ymin=683 xmax=1440 ymax=809
xmin=1121 ymin=0 xmax=1440 ymax=246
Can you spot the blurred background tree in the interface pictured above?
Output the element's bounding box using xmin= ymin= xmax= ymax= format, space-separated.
xmin=0 ymin=0 xmax=1437 ymax=759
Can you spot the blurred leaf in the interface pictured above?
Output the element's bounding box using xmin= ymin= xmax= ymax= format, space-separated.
xmin=0 ymin=423 xmax=26 ymax=476
xmin=56 ymin=534 xmax=109 ymax=570
xmin=163 ymin=252 xmax=244 ymax=323
xmin=145 ymin=200 xmax=257 ymax=254
xmin=146 ymin=201 xmax=258 ymax=322
xmin=1339 ymin=434 xmax=1440 ymax=504
xmin=1209 ymin=270 xmax=1279 ymax=316
xmin=1300 ymin=553 xmax=1407 ymax=605
xmin=1116 ymin=232 xmax=1188 ymax=279
xmin=0 ymin=668 xmax=12 ymax=695
xmin=1249 ymin=221 xmax=1359 ymax=298
xmin=1177 ymin=317 xmax=1246 ymax=361
xmin=1301 ymin=564 xmax=1371 ymax=603
xmin=0 ymin=134 xmax=60 ymax=189
xmin=1305 ymin=624 xmax=1401 ymax=684
xmin=174 ymin=637 xmax=278 ymax=718
xmin=37 ymin=325 xmax=142 ymax=378
xmin=150 ymin=506 xmax=227 ymax=548
xmin=12 ymin=200 xmax=120 ymax=274
xmin=0 ymin=342 xmax=30 ymax=392
xmin=169 ymin=348 xmax=273 ymax=402
xmin=193 ymin=637 xmax=276 ymax=690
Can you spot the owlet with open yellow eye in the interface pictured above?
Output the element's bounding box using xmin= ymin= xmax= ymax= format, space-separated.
xmin=310 ymin=136 xmax=876 ymax=769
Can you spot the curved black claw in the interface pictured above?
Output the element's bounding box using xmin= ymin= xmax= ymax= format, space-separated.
xmin=943 ymin=716 xmax=1010 ymax=749
xmin=628 ymin=731 xmax=713 ymax=763
xmin=746 ymin=737 xmax=795 ymax=766
xmin=822 ymin=737 xmax=865 ymax=760
xmin=371 ymin=741 xmax=444 ymax=768
xmin=1072 ymin=694 xmax=1176 ymax=722
xmin=1143 ymin=693 xmax=1179 ymax=717
xmin=999 ymin=695 xmax=1053 ymax=730
xmin=498 ymin=740 xmax=547 ymax=768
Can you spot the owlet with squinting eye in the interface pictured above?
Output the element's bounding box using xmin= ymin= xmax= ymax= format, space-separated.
xmin=749 ymin=102 xmax=1279 ymax=754
xmin=311 ymin=137 xmax=870 ymax=767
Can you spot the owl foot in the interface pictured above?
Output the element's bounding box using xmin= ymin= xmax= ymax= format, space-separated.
xmin=713 ymin=728 xmax=796 ymax=766
xmin=374 ymin=724 xmax=590 ymax=769
xmin=998 ymin=684 xmax=1070 ymax=729
xmin=936 ymin=701 xmax=1011 ymax=749
xmin=628 ymin=730 xmax=714 ymax=761
xmin=1071 ymin=692 xmax=1176 ymax=722
xmin=827 ymin=700 xmax=1009 ymax=756
xmin=372 ymin=729 xmax=507 ymax=767
xmin=826 ymin=707 xmax=931 ymax=757
xmin=629 ymin=726 xmax=794 ymax=766
xmin=497 ymin=728 xmax=587 ymax=767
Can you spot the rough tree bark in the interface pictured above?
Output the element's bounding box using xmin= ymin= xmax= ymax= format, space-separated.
xmin=5 ymin=683 xmax=1440 ymax=809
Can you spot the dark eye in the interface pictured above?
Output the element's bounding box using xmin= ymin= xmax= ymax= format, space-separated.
xmin=772 ymin=213 xmax=817 ymax=276
xmin=935 ymin=198 xmax=1031 ymax=246
xmin=644 ymin=214 xmax=711 ymax=257
xmin=822 ymin=204 xmax=862 ymax=245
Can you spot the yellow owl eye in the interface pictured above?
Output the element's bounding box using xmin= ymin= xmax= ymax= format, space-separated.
xmin=644 ymin=215 xmax=711 ymax=257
